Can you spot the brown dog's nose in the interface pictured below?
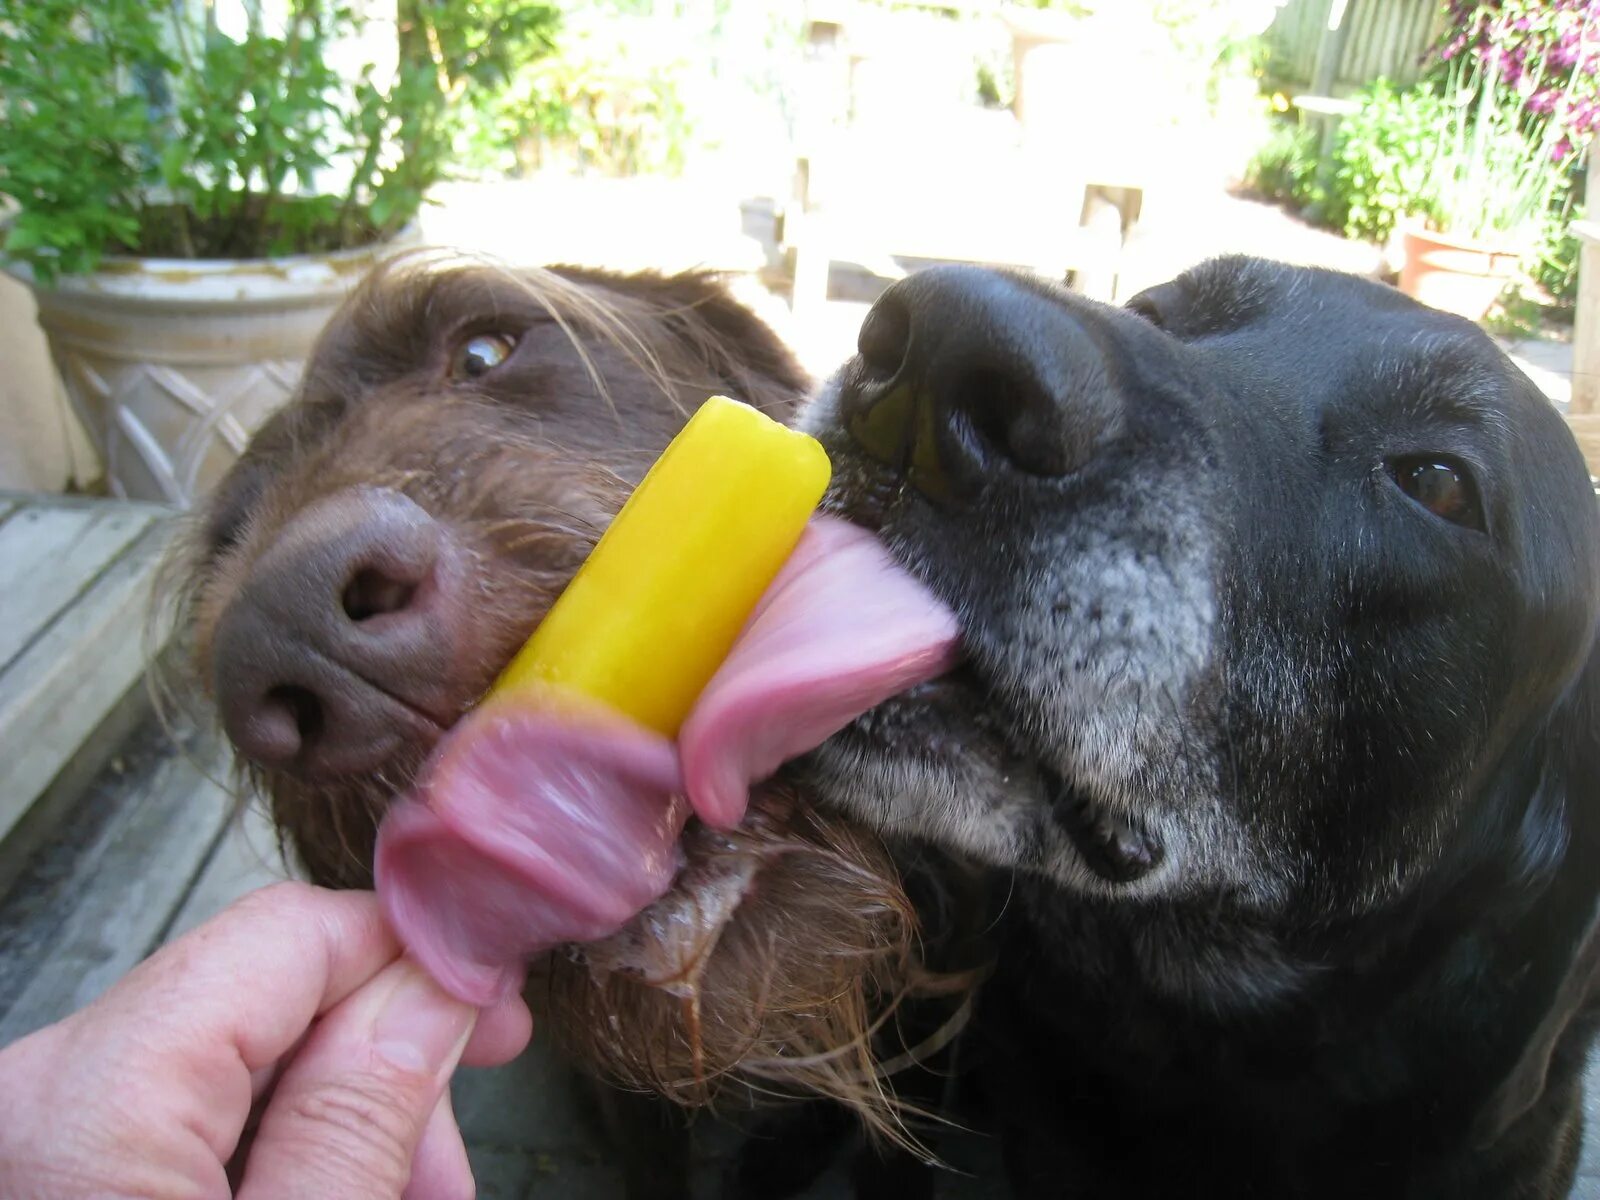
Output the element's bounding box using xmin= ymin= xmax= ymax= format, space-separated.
xmin=840 ymin=265 xmax=1120 ymax=503
xmin=211 ymin=486 xmax=466 ymax=778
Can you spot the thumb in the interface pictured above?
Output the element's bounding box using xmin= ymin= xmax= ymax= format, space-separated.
xmin=237 ymin=959 xmax=477 ymax=1200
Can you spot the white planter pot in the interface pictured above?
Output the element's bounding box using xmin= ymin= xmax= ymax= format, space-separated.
xmin=7 ymin=235 xmax=411 ymax=506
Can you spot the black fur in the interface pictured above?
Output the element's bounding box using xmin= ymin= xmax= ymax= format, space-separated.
xmin=800 ymin=257 xmax=1600 ymax=1198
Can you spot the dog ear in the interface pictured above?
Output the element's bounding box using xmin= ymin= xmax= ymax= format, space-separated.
xmin=560 ymin=267 xmax=811 ymax=411
xmin=653 ymin=272 xmax=812 ymax=411
xmin=1473 ymin=638 xmax=1600 ymax=1146
xmin=1123 ymin=280 xmax=1182 ymax=330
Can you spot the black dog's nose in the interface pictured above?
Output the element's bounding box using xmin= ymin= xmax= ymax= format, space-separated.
xmin=840 ymin=265 xmax=1121 ymax=502
xmin=211 ymin=487 xmax=465 ymax=779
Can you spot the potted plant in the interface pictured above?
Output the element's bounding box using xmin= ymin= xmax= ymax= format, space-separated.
xmin=0 ymin=0 xmax=557 ymax=504
xmin=1398 ymin=1 xmax=1597 ymax=320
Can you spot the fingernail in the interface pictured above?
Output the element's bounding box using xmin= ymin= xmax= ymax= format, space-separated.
xmin=372 ymin=960 xmax=476 ymax=1077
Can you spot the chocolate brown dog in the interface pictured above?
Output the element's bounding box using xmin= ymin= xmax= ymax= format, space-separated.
xmin=172 ymin=255 xmax=932 ymax=1200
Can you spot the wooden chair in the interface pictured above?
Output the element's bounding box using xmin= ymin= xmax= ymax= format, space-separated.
xmin=784 ymin=3 xmax=1127 ymax=321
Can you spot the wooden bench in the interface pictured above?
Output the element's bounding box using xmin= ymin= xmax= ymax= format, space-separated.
xmin=787 ymin=117 xmax=1126 ymax=321
xmin=784 ymin=4 xmax=1128 ymax=320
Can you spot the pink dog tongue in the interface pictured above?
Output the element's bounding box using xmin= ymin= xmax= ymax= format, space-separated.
xmin=375 ymin=517 xmax=960 ymax=1005
xmin=681 ymin=518 xmax=961 ymax=827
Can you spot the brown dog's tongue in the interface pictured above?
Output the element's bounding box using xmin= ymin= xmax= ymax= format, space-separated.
xmin=376 ymin=517 xmax=960 ymax=1005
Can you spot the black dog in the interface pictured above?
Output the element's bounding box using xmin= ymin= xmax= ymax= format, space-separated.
xmin=797 ymin=256 xmax=1600 ymax=1198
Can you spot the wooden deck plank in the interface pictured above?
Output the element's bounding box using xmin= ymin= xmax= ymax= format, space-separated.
xmin=162 ymin=798 xmax=292 ymax=943
xmin=0 ymin=504 xmax=156 ymax=671
xmin=0 ymin=657 xmax=174 ymax=900
xmin=0 ymin=490 xmax=169 ymax=515
xmin=0 ymin=742 xmax=232 ymax=1044
xmin=0 ymin=522 xmax=172 ymax=849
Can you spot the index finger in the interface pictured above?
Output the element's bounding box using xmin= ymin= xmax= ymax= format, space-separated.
xmin=95 ymin=881 xmax=402 ymax=1073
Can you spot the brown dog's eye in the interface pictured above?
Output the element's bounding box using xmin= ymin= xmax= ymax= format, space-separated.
xmin=1391 ymin=457 xmax=1484 ymax=531
xmin=451 ymin=333 xmax=516 ymax=380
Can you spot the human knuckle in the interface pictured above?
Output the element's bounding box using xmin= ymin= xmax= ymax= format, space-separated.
xmin=277 ymin=1075 xmax=419 ymax=1183
xmin=248 ymin=879 xmax=321 ymax=914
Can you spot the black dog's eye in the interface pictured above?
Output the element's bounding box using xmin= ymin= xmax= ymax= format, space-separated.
xmin=1391 ymin=457 xmax=1485 ymax=531
xmin=451 ymin=332 xmax=516 ymax=380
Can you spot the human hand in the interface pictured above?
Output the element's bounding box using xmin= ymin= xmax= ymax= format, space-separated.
xmin=0 ymin=882 xmax=531 ymax=1200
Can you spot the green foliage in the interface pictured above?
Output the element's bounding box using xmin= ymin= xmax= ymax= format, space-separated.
xmin=1246 ymin=82 xmax=1454 ymax=245
xmin=1244 ymin=115 xmax=1319 ymax=211
xmin=1245 ymin=70 xmax=1585 ymax=313
xmin=0 ymin=0 xmax=168 ymax=277
xmin=461 ymin=9 xmax=690 ymax=178
xmin=1324 ymin=80 xmax=1447 ymax=244
xmin=1531 ymin=186 xmax=1581 ymax=308
xmin=1416 ymin=51 xmax=1565 ymax=245
xmin=0 ymin=0 xmax=559 ymax=280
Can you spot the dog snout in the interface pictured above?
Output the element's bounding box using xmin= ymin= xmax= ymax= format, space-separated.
xmin=211 ymin=486 xmax=464 ymax=778
xmin=840 ymin=265 xmax=1121 ymax=502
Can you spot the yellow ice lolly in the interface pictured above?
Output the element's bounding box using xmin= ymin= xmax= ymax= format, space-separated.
xmin=491 ymin=395 xmax=831 ymax=737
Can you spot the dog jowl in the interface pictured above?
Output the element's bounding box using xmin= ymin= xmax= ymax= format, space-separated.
xmin=798 ymin=257 xmax=1600 ymax=1198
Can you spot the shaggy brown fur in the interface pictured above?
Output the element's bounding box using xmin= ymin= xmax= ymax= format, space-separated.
xmin=164 ymin=253 xmax=957 ymax=1137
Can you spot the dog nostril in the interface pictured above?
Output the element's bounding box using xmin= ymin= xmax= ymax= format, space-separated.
xmin=951 ymin=367 xmax=1076 ymax=477
xmin=954 ymin=368 xmax=1018 ymax=461
xmin=857 ymin=297 xmax=912 ymax=381
xmin=264 ymin=684 xmax=325 ymax=751
xmin=342 ymin=567 xmax=418 ymax=622
xmin=237 ymin=683 xmax=325 ymax=766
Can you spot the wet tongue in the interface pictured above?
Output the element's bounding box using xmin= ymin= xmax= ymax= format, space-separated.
xmin=681 ymin=518 xmax=962 ymax=827
xmin=375 ymin=517 xmax=960 ymax=1005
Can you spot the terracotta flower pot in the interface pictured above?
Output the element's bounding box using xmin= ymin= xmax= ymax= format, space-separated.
xmin=3 ymin=230 xmax=414 ymax=506
xmin=1398 ymin=226 xmax=1523 ymax=322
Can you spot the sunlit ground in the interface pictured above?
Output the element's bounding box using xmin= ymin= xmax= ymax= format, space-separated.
xmin=417 ymin=168 xmax=1573 ymax=406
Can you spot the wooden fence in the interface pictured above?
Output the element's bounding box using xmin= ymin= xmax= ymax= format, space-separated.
xmin=1264 ymin=0 xmax=1446 ymax=93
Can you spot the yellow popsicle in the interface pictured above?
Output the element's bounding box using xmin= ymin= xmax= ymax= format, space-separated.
xmin=491 ymin=395 xmax=832 ymax=737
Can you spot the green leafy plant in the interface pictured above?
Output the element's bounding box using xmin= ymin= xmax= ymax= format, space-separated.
xmin=1244 ymin=114 xmax=1319 ymax=210
xmin=0 ymin=0 xmax=559 ymax=282
xmin=1416 ymin=1 xmax=1596 ymax=245
xmin=1533 ymin=196 xmax=1583 ymax=307
xmin=1420 ymin=59 xmax=1562 ymax=245
xmin=1324 ymin=80 xmax=1449 ymax=244
xmin=461 ymin=8 xmax=691 ymax=178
